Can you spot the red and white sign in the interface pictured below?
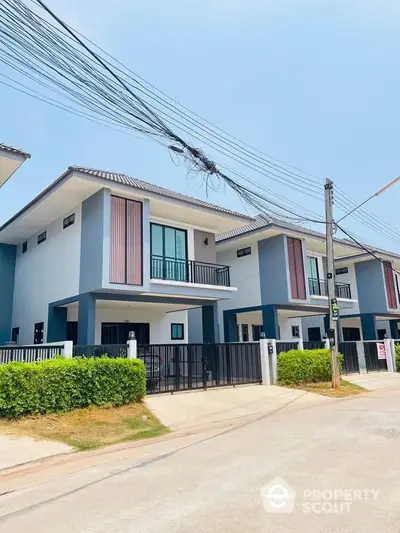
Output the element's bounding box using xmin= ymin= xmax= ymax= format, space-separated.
xmin=377 ymin=343 xmax=387 ymax=360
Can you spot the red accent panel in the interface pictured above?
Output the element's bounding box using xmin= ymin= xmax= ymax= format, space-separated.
xmin=383 ymin=261 xmax=397 ymax=309
xmin=110 ymin=196 xmax=126 ymax=284
xmin=287 ymin=237 xmax=306 ymax=299
xmin=126 ymin=199 xmax=142 ymax=285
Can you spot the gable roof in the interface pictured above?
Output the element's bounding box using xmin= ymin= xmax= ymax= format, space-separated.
xmin=0 ymin=143 xmax=31 ymax=160
xmin=71 ymin=166 xmax=252 ymax=220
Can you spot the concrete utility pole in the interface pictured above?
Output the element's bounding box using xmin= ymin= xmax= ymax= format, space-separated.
xmin=325 ymin=178 xmax=340 ymax=389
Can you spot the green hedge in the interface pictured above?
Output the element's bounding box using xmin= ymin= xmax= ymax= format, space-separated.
xmin=395 ymin=345 xmax=400 ymax=371
xmin=0 ymin=357 xmax=146 ymax=418
xmin=277 ymin=349 xmax=343 ymax=385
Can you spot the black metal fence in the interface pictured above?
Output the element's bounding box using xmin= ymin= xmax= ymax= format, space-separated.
xmin=276 ymin=341 xmax=299 ymax=355
xmin=0 ymin=345 xmax=64 ymax=364
xmin=137 ymin=342 xmax=261 ymax=394
xmin=308 ymin=278 xmax=351 ymax=299
xmin=339 ymin=342 xmax=360 ymax=374
xmin=151 ymin=255 xmax=231 ymax=287
xmin=73 ymin=344 xmax=127 ymax=358
xmin=364 ymin=342 xmax=387 ymax=372
xmin=303 ymin=341 xmax=326 ymax=350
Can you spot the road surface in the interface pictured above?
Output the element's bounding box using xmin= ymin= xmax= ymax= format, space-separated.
xmin=1 ymin=383 xmax=400 ymax=532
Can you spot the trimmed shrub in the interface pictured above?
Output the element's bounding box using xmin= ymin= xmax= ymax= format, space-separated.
xmin=0 ymin=357 xmax=146 ymax=418
xmin=395 ymin=344 xmax=400 ymax=371
xmin=277 ymin=349 xmax=344 ymax=385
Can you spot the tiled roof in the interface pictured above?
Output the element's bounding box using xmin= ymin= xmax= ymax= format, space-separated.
xmin=71 ymin=166 xmax=252 ymax=220
xmin=216 ymin=214 xmax=324 ymax=242
xmin=0 ymin=143 xmax=30 ymax=159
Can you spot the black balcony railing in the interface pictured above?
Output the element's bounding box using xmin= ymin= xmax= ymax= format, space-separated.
xmin=308 ymin=277 xmax=352 ymax=299
xmin=151 ymin=255 xmax=231 ymax=287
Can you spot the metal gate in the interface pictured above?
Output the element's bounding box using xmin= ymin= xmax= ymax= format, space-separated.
xmin=338 ymin=342 xmax=360 ymax=374
xmin=364 ymin=342 xmax=387 ymax=372
xmin=137 ymin=343 xmax=262 ymax=394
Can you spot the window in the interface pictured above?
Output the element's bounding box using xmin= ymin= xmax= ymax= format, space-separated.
xmin=335 ymin=266 xmax=348 ymax=275
xmin=308 ymin=327 xmax=321 ymax=342
xmin=63 ymin=213 xmax=75 ymax=229
xmin=34 ymin=322 xmax=44 ymax=345
xmin=171 ymin=323 xmax=184 ymax=340
xmin=252 ymin=325 xmax=263 ymax=341
xmin=307 ymin=256 xmax=321 ymax=296
xmin=291 ymin=325 xmax=300 ymax=338
xmin=151 ymin=223 xmax=187 ymax=281
xmin=237 ymin=247 xmax=251 ymax=258
xmin=22 ymin=241 xmax=27 ymax=254
xmin=37 ymin=231 xmax=47 ymax=245
xmin=287 ymin=238 xmax=306 ymax=299
xmin=241 ymin=324 xmax=249 ymax=342
xmin=11 ymin=327 xmax=19 ymax=344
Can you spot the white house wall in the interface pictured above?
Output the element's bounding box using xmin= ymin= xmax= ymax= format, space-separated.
xmin=12 ymin=205 xmax=82 ymax=344
xmin=67 ymin=306 xmax=188 ymax=345
xmin=335 ymin=261 xmax=360 ymax=315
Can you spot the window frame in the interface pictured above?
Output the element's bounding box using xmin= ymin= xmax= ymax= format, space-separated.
xmin=241 ymin=324 xmax=249 ymax=342
xmin=22 ymin=241 xmax=28 ymax=254
xmin=63 ymin=213 xmax=75 ymax=229
xmin=37 ymin=231 xmax=47 ymax=245
xmin=11 ymin=327 xmax=19 ymax=343
xmin=171 ymin=323 xmax=184 ymax=340
xmin=34 ymin=321 xmax=44 ymax=345
xmin=291 ymin=325 xmax=300 ymax=338
xmin=252 ymin=324 xmax=263 ymax=342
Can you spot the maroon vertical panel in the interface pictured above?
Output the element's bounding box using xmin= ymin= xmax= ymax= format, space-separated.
xmin=383 ymin=261 xmax=397 ymax=309
xmin=126 ymin=199 xmax=143 ymax=285
xmin=287 ymin=237 xmax=298 ymax=299
xmin=287 ymin=237 xmax=306 ymax=300
xmin=293 ymin=239 xmax=306 ymax=299
xmin=110 ymin=196 xmax=126 ymax=284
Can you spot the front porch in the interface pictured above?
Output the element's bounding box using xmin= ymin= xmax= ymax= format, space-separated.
xmin=47 ymin=292 xmax=220 ymax=346
xmin=223 ymin=304 xmax=330 ymax=342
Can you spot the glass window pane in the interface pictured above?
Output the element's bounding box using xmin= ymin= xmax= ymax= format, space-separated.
xmin=151 ymin=224 xmax=163 ymax=257
xmin=164 ymin=227 xmax=176 ymax=258
xmin=175 ymin=230 xmax=186 ymax=260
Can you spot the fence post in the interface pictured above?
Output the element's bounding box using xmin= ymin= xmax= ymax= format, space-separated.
xmin=356 ymin=341 xmax=367 ymax=373
xmin=391 ymin=339 xmax=397 ymax=372
xmin=259 ymin=334 xmax=271 ymax=386
xmin=63 ymin=341 xmax=73 ymax=359
xmin=324 ymin=337 xmax=330 ymax=350
xmin=384 ymin=338 xmax=395 ymax=373
xmin=127 ymin=331 xmax=137 ymax=359
xmin=297 ymin=338 xmax=304 ymax=351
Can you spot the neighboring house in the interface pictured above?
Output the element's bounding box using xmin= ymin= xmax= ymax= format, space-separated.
xmin=215 ymin=215 xmax=400 ymax=343
xmin=0 ymin=143 xmax=30 ymax=344
xmin=0 ymin=165 xmax=253 ymax=346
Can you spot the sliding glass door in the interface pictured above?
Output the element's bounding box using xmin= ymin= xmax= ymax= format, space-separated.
xmin=307 ymin=256 xmax=321 ymax=295
xmin=151 ymin=223 xmax=188 ymax=281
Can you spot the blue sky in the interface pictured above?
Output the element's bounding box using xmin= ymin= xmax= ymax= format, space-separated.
xmin=1 ymin=0 xmax=400 ymax=250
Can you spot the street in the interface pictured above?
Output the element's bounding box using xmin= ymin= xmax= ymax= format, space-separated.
xmin=1 ymin=383 xmax=400 ymax=532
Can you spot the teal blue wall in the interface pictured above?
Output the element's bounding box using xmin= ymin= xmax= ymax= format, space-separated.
xmin=0 ymin=244 xmax=16 ymax=344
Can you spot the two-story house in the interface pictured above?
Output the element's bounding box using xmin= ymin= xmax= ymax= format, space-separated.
xmin=214 ymin=215 xmax=372 ymax=343
xmin=0 ymin=143 xmax=30 ymax=343
xmin=0 ymin=165 xmax=253 ymax=346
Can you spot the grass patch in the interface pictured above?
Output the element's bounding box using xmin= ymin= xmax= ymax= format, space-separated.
xmin=0 ymin=403 xmax=169 ymax=451
xmin=289 ymin=379 xmax=367 ymax=398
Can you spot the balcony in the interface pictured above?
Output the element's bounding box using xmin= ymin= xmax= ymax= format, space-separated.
xmin=151 ymin=255 xmax=231 ymax=287
xmin=308 ymin=278 xmax=352 ymax=299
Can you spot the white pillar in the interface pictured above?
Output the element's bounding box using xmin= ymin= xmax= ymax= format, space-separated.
xmin=324 ymin=338 xmax=330 ymax=350
xmin=270 ymin=339 xmax=278 ymax=384
xmin=298 ymin=338 xmax=304 ymax=351
xmin=127 ymin=331 xmax=137 ymax=359
xmin=384 ymin=338 xmax=395 ymax=373
xmin=63 ymin=340 xmax=73 ymax=359
xmin=260 ymin=337 xmax=271 ymax=386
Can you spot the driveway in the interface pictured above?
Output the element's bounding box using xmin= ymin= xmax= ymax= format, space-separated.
xmin=1 ymin=382 xmax=400 ymax=532
xmin=345 ymin=371 xmax=400 ymax=390
xmin=0 ymin=436 xmax=71 ymax=470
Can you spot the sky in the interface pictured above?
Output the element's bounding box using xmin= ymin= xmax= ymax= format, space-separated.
xmin=2 ymin=0 xmax=400 ymax=251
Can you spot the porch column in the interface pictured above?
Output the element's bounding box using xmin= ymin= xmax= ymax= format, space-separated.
xmin=223 ymin=310 xmax=238 ymax=342
xmin=261 ymin=305 xmax=279 ymax=339
xmin=360 ymin=313 xmax=377 ymax=340
xmin=390 ymin=320 xmax=400 ymax=339
xmin=78 ymin=293 xmax=96 ymax=345
xmin=202 ymin=303 xmax=219 ymax=343
xmin=47 ymin=305 xmax=67 ymax=342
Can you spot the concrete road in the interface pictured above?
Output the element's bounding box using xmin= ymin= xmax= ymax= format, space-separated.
xmin=1 ymin=384 xmax=400 ymax=532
